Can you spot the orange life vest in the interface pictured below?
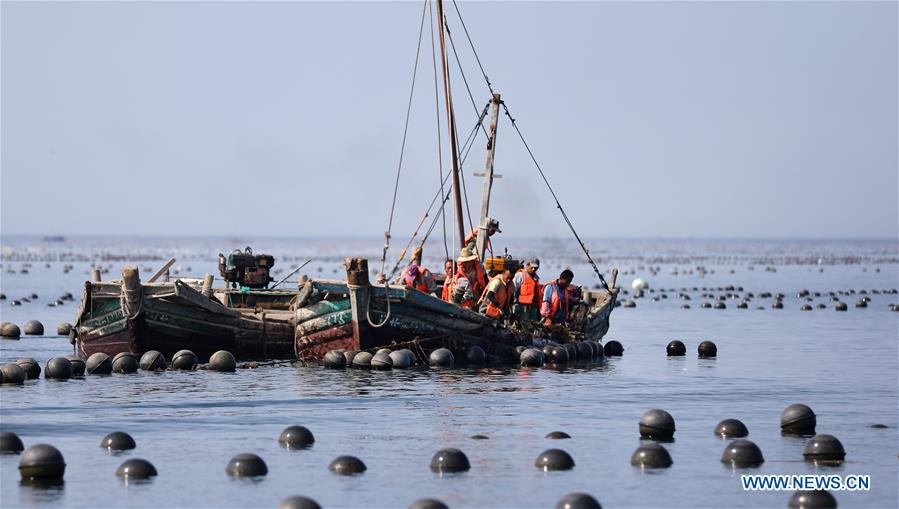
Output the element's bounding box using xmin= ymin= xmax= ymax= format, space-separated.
xmin=485 ymin=278 xmax=512 ymax=318
xmin=545 ymin=280 xmax=569 ymax=323
xmin=441 ymin=276 xmax=452 ymax=301
xmin=517 ymin=269 xmax=542 ymax=306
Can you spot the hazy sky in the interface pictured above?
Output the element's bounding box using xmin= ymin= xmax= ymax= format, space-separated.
xmin=1 ymin=1 xmax=896 ymax=240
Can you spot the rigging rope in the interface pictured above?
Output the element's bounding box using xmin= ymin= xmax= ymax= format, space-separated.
xmin=428 ymin=1 xmax=449 ymax=262
xmin=378 ymin=0 xmax=429 ymax=280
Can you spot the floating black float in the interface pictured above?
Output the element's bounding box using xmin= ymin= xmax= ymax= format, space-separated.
xmin=639 ymin=409 xmax=676 ymax=439
xmin=721 ymin=439 xmax=765 ymax=468
xmin=323 ymin=350 xmax=347 ymax=369
xmin=390 ymin=349 xmax=415 ymax=369
xmin=328 ymin=455 xmax=366 ymax=475
xmin=408 ymin=499 xmax=449 ymax=509
xmin=575 ymin=341 xmax=593 ymax=359
xmin=555 ymin=493 xmax=602 ymax=509
xmin=172 ymin=349 xmax=198 ymax=370
xmin=66 ymin=355 xmax=85 ymax=376
xmin=548 ymin=346 xmax=569 ymax=364
xmin=16 ymin=358 xmax=41 ymax=379
xmin=352 ymin=351 xmax=373 ymax=369
xmin=278 ymin=425 xmax=315 ymax=449
xmin=630 ymin=443 xmax=672 ymax=469
xmin=209 ymin=350 xmax=237 ymax=372
xmin=534 ymin=448 xmax=575 ymax=471
xmin=787 ymin=490 xmax=837 ymax=508
xmin=781 ymin=404 xmax=816 ymax=435
xmin=697 ymin=341 xmax=717 ymax=358
xmin=57 ymin=323 xmax=72 ymax=336
xmin=834 ymin=302 xmax=848 ymax=311
xmin=86 ymin=353 xmax=112 ymax=375
xmin=0 ymin=431 xmax=25 ymax=454
xmin=116 ymin=458 xmax=157 ymax=479
xmin=371 ymin=350 xmax=394 ymax=370
xmin=466 ymin=345 xmax=486 ymax=365
xmin=1 ymin=362 xmax=25 ymax=384
xmin=545 ymin=431 xmax=571 ymax=439
xmin=225 ymin=453 xmax=268 ymax=477
xmin=278 ymin=496 xmax=323 ymax=509
xmin=429 ymin=448 xmax=470 ymax=473
xmin=604 ymin=340 xmax=624 ymax=356
xmin=23 ymin=320 xmax=44 ymax=335
xmin=520 ymin=348 xmax=543 ymax=367
xmin=2 ymin=323 xmax=21 ymax=338
xmin=429 ymin=348 xmax=454 ymax=368
xmin=803 ymin=434 xmax=845 ymax=464
xmin=714 ymin=419 xmax=749 ymax=438
xmin=101 ymin=431 xmax=136 ymax=451
xmin=18 ymin=444 xmax=65 ymax=481
xmin=45 ymin=357 xmax=73 ymax=380
xmin=139 ymin=351 xmax=167 ymax=371
xmin=666 ymin=340 xmax=686 ymax=357
xmin=112 ymin=352 xmax=139 ymax=374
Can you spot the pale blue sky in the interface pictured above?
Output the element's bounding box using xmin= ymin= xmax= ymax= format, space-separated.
xmin=1 ymin=1 xmax=896 ymax=239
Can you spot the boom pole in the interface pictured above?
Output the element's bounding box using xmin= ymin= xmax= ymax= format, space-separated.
xmin=474 ymin=93 xmax=501 ymax=261
xmin=435 ymin=0 xmax=466 ymax=249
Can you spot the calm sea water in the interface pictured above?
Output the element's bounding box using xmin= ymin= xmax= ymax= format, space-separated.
xmin=0 ymin=237 xmax=897 ymax=509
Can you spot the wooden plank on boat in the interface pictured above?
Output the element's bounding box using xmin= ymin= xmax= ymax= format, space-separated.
xmin=171 ymin=279 xmax=244 ymax=318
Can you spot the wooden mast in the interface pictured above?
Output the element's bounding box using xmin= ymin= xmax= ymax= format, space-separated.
xmin=474 ymin=93 xmax=501 ymax=261
xmin=435 ymin=0 xmax=466 ymax=249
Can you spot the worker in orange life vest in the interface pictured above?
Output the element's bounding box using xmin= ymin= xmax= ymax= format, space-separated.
xmin=479 ymin=268 xmax=513 ymax=320
xmin=449 ymin=246 xmax=487 ymax=309
xmin=464 ymin=218 xmax=501 ymax=252
xmin=541 ymin=269 xmax=574 ymax=326
xmin=399 ymin=246 xmax=436 ymax=294
xmin=441 ymin=259 xmax=454 ymax=302
xmin=512 ymin=258 xmax=542 ymax=328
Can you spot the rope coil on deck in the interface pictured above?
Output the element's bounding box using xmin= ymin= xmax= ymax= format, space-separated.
xmin=120 ymin=286 xmax=143 ymax=319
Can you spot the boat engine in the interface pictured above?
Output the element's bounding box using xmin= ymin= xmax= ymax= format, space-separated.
xmin=218 ymin=247 xmax=275 ymax=289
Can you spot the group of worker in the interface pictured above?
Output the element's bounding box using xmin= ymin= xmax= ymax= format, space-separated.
xmin=397 ymin=219 xmax=578 ymax=328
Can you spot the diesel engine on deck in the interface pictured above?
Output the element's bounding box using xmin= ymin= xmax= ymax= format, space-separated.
xmin=218 ymin=247 xmax=275 ymax=289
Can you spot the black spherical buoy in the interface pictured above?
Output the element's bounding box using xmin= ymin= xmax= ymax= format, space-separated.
xmin=389 ymin=349 xmax=414 ymax=369
xmin=555 ymin=492 xmax=602 ymax=509
xmin=16 ymin=358 xmax=41 ymax=379
xmin=591 ymin=341 xmax=605 ymax=358
xmin=139 ymin=350 xmax=167 ymax=371
xmin=534 ymin=448 xmax=575 ymax=471
xmin=86 ymin=352 xmax=112 ymax=375
xmin=116 ymin=458 xmax=157 ymax=479
xmin=575 ymin=341 xmax=594 ymax=359
xmin=65 ymin=355 xmax=85 ymax=376
xmin=352 ymin=351 xmax=373 ymax=369
xmin=772 ymin=301 xmax=784 ymax=309
xmin=721 ymin=439 xmax=765 ymax=468
xmin=604 ymin=340 xmax=623 ymax=356
xmin=630 ymin=443 xmax=673 ymax=469
xmin=18 ymin=444 xmax=65 ymax=481
xmin=172 ymin=349 xmax=198 ymax=370
xmin=801 ymin=304 xmax=813 ymax=311
xmin=2 ymin=323 xmax=21 ymax=338
xmin=855 ymin=299 xmax=867 ymax=308
xmin=226 ymin=453 xmax=268 ymax=477
xmin=548 ymin=346 xmax=569 ymax=364
xmin=666 ymin=340 xmax=686 ymax=357
xmin=408 ymin=499 xmax=449 ymax=509
xmin=803 ymin=434 xmax=845 ymax=464
xmin=564 ymin=343 xmax=577 ymax=361
xmin=787 ymin=490 xmax=837 ymax=508
xmin=1 ymin=431 xmax=25 ymax=454
xmin=715 ymin=419 xmax=749 ymax=438
xmin=101 ymin=431 xmax=136 ymax=451
xmin=429 ymin=448 xmax=470 ymax=473
xmin=57 ymin=323 xmax=73 ymax=336
xmin=466 ymin=345 xmax=486 ymax=365
xmin=324 ymin=350 xmax=347 ymax=369
xmin=23 ymin=320 xmax=44 ymax=335
xmin=834 ymin=302 xmax=848 ymax=311
xmin=371 ymin=350 xmax=394 ymax=370
xmin=209 ymin=350 xmax=237 ymax=372
xmin=714 ymin=301 xmax=726 ymax=309
xmin=112 ymin=352 xmax=139 ymax=374
xmin=781 ymin=404 xmax=816 ymax=435
xmin=278 ymin=496 xmax=323 ymax=509
xmin=278 ymin=425 xmax=315 ymax=449
xmin=343 ymin=350 xmax=359 ymax=366
xmin=44 ymin=357 xmax=73 ymax=380
xmin=520 ymin=348 xmax=544 ymax=367
xmin=639 ymin=409 xmax=676 ymax=439
xmin=429 ymin=348 xmax=454 ymax=368
xmin=545 ymin=431 xmax=571 ymax=439
xmin=1 ymin=363 xmax=26 ymax=384
xmin=328 ymin=455 xmax=366 ymax=475
xmin=698 ymin=341 xmax=717 ymax=358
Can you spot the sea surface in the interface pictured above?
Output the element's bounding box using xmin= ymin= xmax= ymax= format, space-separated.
xmin=0 ymin=236 xmax=896 ymax=509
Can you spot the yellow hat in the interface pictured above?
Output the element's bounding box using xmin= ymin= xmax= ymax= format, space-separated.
xmin=457 ymin=246 xmax=478 ymax=263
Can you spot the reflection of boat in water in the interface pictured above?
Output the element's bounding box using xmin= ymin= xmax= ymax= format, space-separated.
xmin=73 ymin=0 xmax=619 ymax=364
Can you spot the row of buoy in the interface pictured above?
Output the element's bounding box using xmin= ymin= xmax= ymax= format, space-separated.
xmin=665 ymin=340 xmax=717 ymax=357
xmin=0 ymin=349 xmax=237 ymax=384
xmin=1 ymin=405 xmax=846 ymax=508
xmin=0 ymin=321 xmax=75 ymax=338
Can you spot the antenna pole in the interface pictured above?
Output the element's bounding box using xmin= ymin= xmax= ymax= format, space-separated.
xmin=435 ymin=0 xmax=466 ymax=249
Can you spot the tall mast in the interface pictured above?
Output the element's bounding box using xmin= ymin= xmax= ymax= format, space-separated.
xmin=435 ymin=0 xmax=466 ymax=249
xmin=474 ymin=93 xmax=501 ymax=261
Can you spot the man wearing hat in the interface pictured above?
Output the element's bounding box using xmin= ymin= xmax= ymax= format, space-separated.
xmin=464 ymin=218 xmax=501 ymax=253
xmin=512 ymin=258 xmax=542 ymax=329
xmin=449 ymin=246 xmax=487 ymax=309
